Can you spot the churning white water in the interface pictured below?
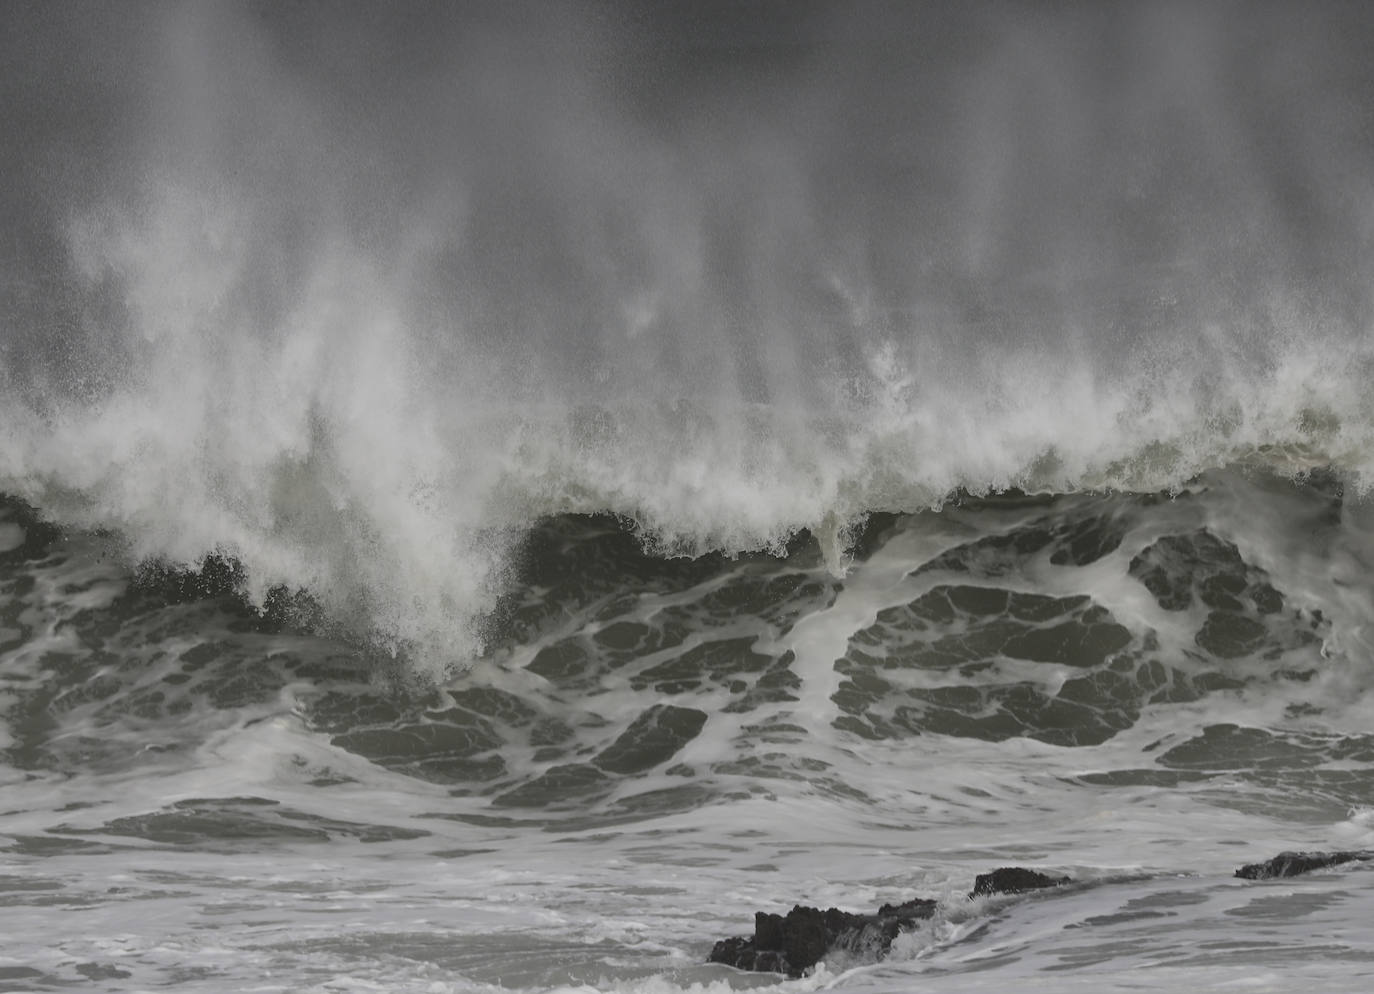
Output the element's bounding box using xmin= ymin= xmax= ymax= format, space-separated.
xmin=3 ymin=4 xmax=1374 ymax=992
xmin=4 ymin=2 xmax=1374 ymax=662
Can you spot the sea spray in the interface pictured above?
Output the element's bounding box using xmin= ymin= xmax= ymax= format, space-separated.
xmin=2 ymin=3 xmax=1374 ymax=669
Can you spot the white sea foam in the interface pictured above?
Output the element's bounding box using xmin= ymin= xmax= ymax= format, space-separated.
xmin=2 ymin=5 xmax=1374 ymax=978
xmin=4 ymin=476 xmax=1374 ymax=993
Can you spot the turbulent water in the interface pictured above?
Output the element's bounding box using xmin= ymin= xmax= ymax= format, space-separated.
xmin=5 ymin=3 xmax=1374 ymax=992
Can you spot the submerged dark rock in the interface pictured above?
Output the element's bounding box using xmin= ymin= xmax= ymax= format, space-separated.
xmin=970 ymin=866 xmax=1072 ymax=898
xmin=1235 ymin=850 xmax=1374 ymax=880
xmin=708 ymin=898 xmax=937 ymax=978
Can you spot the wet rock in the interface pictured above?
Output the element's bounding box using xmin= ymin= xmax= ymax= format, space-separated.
xmin=708 ymin=898 xmax=936 ymax=978
xmin=970 ymin=867 xmax=1072 ymax=898
xmin=877 ymin=896 xmax=940 ymax=918
xmin=710 ymin=851 xmax=1374 ymax=978
xmin=1235 ymin=850 xmax=1374 ymax=880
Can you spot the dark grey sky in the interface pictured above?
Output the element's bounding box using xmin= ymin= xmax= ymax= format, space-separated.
xmin=4 ymin=2 xmax=1374 ymax=401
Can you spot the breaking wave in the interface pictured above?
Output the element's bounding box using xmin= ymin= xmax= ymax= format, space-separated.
xmin=2 ymin=3 xmax=1373 ymax=669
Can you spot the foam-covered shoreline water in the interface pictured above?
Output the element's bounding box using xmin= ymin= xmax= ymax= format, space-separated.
xmin=5 ymin=470 xmax=1374 ymax=991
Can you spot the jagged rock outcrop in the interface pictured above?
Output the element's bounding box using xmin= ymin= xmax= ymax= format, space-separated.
xmin=711 ymin=850 xmax=1374 ymax=978
xmin=707 ymin=898 xmax=937 ymax=978
xmin=970 ymin=866 xmax=1072 ymax=898
xmin=1235 ymin=850 xmax=1374 ymax=880
xmin=709 ymin=866 xmax=1069 ymax=977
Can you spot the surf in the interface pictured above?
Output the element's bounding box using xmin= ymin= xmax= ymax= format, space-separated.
xmin=3 ymin=3 xmax=1373 ymax=671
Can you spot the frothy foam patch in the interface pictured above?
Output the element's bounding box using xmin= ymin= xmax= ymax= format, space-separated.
xmin=0 ymin=522 xmax=23 ymax=553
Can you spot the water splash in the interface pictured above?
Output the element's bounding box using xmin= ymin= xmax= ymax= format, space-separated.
xmin=2 ymin=3 xmax=1373 ymax=668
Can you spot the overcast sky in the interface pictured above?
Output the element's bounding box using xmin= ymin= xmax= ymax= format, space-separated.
xmin=4 ymin=2 xmax=1373 ymax=397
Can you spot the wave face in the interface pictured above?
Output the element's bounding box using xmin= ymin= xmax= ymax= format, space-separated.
xmin=3 ymin=4 xmax=1374 ymax=662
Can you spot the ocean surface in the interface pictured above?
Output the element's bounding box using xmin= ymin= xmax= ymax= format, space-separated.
xmin=5 ymin=3 xmax=1374 ymax=992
